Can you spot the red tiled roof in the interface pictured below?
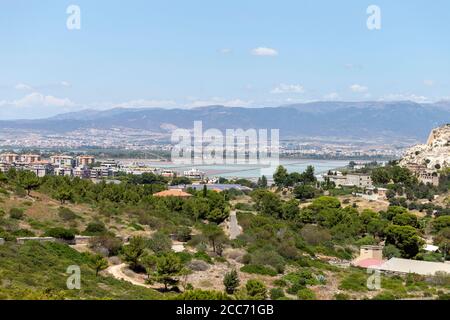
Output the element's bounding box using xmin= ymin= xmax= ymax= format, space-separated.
xmin=153 ymin=189 xmax=192 ymax=198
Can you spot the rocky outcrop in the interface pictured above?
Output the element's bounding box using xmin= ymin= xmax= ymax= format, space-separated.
xmin=400 ymin=124 xmax=450 ymax=171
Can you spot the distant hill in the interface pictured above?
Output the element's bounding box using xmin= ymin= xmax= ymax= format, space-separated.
xmin=1 ymin=101 xmax=449 ymax=141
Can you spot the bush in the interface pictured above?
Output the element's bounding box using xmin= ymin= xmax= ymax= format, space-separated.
xmin=148 ymin=232 xmax=172 ymax=254
xmin=174 ymin=226 xmax=191 ymax=242
xmin=246 ymin=279 xmax=267 ymax=300
xmin=334 ymin=293 xmax=350 ymax=300
xmin=58 ymin=207 xmax=78 ymax=221
xmin=84 ymin=221 xmax=107 ymax=235
xmin=270 ymin=288 xmax=285 ymax=300
xmin=44 ymin=227 xmax=75 ymax=240
xmin=89 ymin=235 xmax=123 ymax=256
xmin=338 ymin=273 xmax=368 ymax=292
xmin=9 ymin=208 xmax=24 ymax=220
xmin=12 ymin=229 xmax=36 ymax=237
xmin=193 ymin=251 xmax=213 ymax=264
xmin=240 ymin=264 xmax=278 ymax=276
xmin=223 ymin=270 xmax=240 ymax=294
xmin=297 ymin=288 xmax=316 ymax=300
xmin=175 ymin=289 xmax=231 ymax=300
xmin=187 ymin=260 xmax=210 ymax=271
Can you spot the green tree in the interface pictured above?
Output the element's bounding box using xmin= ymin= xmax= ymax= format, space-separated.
xmin=371 ymin=167 xmax=391 ymax=185
xmin=18 ymin=171 xmax=40 ymax=196
xmin=123 ymin=236 xmax=147 ymax=270
xmin=393 ymin=213 xmax=419 ymax=228
xmin=202 ymin=223 xmax=226 ymax=254
xmin=385 ymin=225 xmax=423 ymax=258
xmin=293 ymin=184 xmax=316 ymax=200
xmin=281 ymin=199 xmax=300 ymax=220
xmin=383 ymin=244 xmax=402 ymax=259
xmin=257 ymin=175 xmax=268 ymax=188
xmin=54 ymin=187 xmax=72 ymax=205
xmin=153 ymin=252 xmax=184 ymax=290
xmin=206 ymin=208 xmax=229 ymax=224
xmin=251 ymin=189 xmax=282 ymax=218
xmin=273 ymin=165 xmax=288 ymax=187
xmin=223 ymin=269 xmax=240 ymax=294
xmin=148 ymin=232 xmax=172 ymax=254
xmin=92 ymin=254 xmax=108 ymax=276
xmin=245 ymin=279 xmax=267 ymax=300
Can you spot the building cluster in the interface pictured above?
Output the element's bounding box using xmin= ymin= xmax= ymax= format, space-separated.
xmin=0 ymin=153 xmax=211 ymax=182
xmin=322 ymin=171 xmax=373 ymax=189
xmin=0 ymin=153 xmax=104 ymax=178
xmin=403 ymin=163 xmax=440 ymax=187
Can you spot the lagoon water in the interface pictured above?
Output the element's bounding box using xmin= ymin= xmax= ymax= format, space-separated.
xmin=122 ymin=159 xmax=351 ymax=180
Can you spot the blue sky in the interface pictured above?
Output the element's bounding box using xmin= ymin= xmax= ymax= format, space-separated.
xmin=0 ymin=0 xmax=449 ymax=119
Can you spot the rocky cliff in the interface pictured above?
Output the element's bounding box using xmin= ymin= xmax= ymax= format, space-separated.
xmin=400 ymin=124 xmax=450 ymax=170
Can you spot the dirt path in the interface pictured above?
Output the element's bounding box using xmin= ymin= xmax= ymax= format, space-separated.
xmin=229 ymin=210 xmax=242 ymax=240
xmin=105 ymin=263 xmax=152 ymax=288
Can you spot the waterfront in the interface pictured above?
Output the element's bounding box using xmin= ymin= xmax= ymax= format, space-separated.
xmin=118 ymin=159 xmax=352 ymax=180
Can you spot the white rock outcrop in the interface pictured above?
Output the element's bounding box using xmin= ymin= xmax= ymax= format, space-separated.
xmin=400 ymin=124 xmax=450 ymax=170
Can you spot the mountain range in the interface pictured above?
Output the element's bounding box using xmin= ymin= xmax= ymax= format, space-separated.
xmin=1 ymin=101 xmax=449 ymax=142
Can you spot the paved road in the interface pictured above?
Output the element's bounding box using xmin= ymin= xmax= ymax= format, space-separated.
xmin=229 ymin=210 xmax=242 ymax=240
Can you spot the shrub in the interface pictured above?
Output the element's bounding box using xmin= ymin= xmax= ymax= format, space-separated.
xmin=223 ymin=270 xmax=240 ymax=294
xmin=89 ymin=235 xmax=123 ymax=256
xmin=297 ymin=288 xmax=316 ymax=300
xmin=148 ymin=232 xmax=172 ymax=254
xmin=187 ymin=260 xmax=210 ymax=272
xmin=240 ymin=264 xmax=277 ymax=276
xmin=174 ymin=226 xmax=191 ymax=242
xmin=175 ymin=289 xmax=231 ymax=300
xmin=193 ymin=251 xmax=213 ymax=264
xmin=9 ymin=208 xmax=24 ymax=220
xmin=245 ymin=279 xmax=267 ymax=300
xmin=270 ymin=288 xmax=285 ymax=300
xmin=45 ymin=227 xmax=75 ymax=240
xmin=338 ymin=273 xmax=368 ymax=292
xmin=12 ymin=229 xmax=36 ymax=237
xmin=58 ymin=207 xmax=78 ymax=221
xmin=84 ymin=221 xmax=107 ymax=235
xmin=334 ymin=293 xmax=350 ymax=300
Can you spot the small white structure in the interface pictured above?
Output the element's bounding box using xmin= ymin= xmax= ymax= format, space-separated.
xmin=423 ymin=244 xmax=439 ymax=252
xmin=0 ymin=238 xmax=5 ymax=245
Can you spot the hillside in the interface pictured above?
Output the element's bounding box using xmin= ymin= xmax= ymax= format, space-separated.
xmin=400 ymin=124 xmax=450 ymax=170
xmin=0 ymin=241 xmax=163 ymax=300
xmin=1 ymin=101 xmax=449 ymax=141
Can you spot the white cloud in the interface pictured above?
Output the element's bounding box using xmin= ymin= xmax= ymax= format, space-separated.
xmin=423 ymin=79 xmax=434 ymax=87
xmin=271 ymin=83 xmax=304 ymax=94
xmin=251 ymin=47 xmax=278 ymax=56
xmin=186 ymin=97 xmax=254 ymax=108
xmin=380 ymin=93 xmax=430 ymax=103
xmin=61 ymin=81 xmax=71 ymax=87
xmin=323 ymin=92 xmax=340 ymax=100
xmin=15 ymin=83 xmax=34 ymax=91
xmin=112 ymin=99 xmax=177 ymax=109
xmin=350 ymin=84 xmax=369 ymax=93
xmin=0 ymin=92 xmax=76 ymax=108
xmin=11 ymin=92 xmax=76 ymax=108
